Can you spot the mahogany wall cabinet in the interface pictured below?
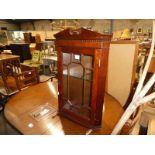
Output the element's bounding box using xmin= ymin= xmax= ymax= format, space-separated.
xmin=55 ymin=28 xmax=111 ymax=128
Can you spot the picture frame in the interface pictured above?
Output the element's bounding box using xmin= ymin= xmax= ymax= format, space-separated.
xmin=137 ymin=27 xmax=143 ymax=34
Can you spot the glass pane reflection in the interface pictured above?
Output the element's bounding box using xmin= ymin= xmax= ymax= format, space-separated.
xmin=62 ymin=52 xmax=94 ymax=118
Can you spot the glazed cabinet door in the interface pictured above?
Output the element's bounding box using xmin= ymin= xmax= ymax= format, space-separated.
xmin=60 ymin=50 xmax=94 ymax=121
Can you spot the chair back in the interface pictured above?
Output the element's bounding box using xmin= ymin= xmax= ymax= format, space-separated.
xmin=0 ymin=56 xmax=39 ymax=94
xmin=31 ymin=50 xmax=40 ymax=63
xmin=15 ymin=69 xmax=39 ymax=90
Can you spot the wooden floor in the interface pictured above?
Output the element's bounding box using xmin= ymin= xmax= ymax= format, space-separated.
xmin=4 ymin=79 xmax=124 ymax=135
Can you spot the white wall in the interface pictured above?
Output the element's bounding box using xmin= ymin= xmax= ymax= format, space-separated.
xmin=20 ymin=20 xmax=52 ymax=30
xmin=20 ymin=19 xmax=154 ymax=35
xmin=78 ymin=19 xmax=110 ymax=33
xmin=20 ymin=19 xmax=111 ymax=33
xmin=26 ymin=30 xmax=59 ymax=40
xmin=113 ymin=19 xmax=152 ymax=34
xmin=0 ymin=19 xmax=153 ymax=34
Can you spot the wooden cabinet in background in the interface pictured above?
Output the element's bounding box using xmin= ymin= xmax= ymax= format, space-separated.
xmin=55 ymin=28 xmax=111 ymax=128
xmin=23 ymin=33 xmax=31 ymax=43
xmin=10 ymin=43 xmax=32 ymax=62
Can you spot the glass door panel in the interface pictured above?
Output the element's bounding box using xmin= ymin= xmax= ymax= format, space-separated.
xmin=62 ymin=52 xmax=94 ymax=119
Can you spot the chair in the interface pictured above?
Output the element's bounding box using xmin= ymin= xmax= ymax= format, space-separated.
xmin=23 ymin=42 xmax=49 ymax=73
xmin=0 ymin=58 xmax=39 ymax=95
xmin=23 ymin=41 xmax=57 ymax=76
xmin=23 ymin=50 xmax=41 ymax=67
xmin=41 ymin=41 xmax=57 ymax=76
xmin=42 ymin=41 xmax=56 ymax=56
xmin=15 ymin=64 xmax=39 ymax=91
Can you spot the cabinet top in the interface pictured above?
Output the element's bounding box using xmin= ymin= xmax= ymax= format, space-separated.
xmin=54 ymin=28 xmax=112 ymax=41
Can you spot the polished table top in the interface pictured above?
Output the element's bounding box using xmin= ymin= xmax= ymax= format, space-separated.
xmin=4 ymin=80 xmax=124 ymax=135
xmin=0 ymin=54 xmax=19 ymax=61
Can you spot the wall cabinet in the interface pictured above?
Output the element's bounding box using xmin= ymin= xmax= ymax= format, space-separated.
xmin=55 ymin=28 xmax=111 ymax=128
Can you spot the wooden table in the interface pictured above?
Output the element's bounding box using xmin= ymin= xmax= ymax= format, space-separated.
xmin=0 ymin=54 xmax=20 ymax=61
xmin=4 ymin=80 xmax=124 ymax=135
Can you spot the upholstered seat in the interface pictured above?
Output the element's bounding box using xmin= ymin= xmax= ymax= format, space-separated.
xmin=23 ymin=50 xmax=41 ymax=67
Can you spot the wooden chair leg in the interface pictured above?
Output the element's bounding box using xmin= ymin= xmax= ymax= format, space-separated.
xmin=14 ymin=76 xmax=21 ymax=91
